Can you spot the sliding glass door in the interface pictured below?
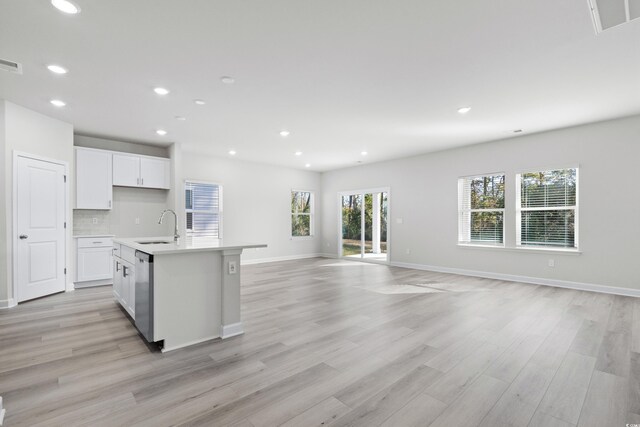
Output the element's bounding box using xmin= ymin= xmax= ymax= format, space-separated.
xmin=340 ymin=190 xmax=389 ymax=261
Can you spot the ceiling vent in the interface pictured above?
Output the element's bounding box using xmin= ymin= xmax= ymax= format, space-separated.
xmin=0 ymin=58 xmax=23 ymax=74
xmin=588 ymin=0 xmax=640 ymax=33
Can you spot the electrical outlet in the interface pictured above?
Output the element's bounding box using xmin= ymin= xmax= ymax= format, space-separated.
xmin=406 ymin=248 xmax=411 ymax=254
xmin=135 ymin=218 xmax=140 ymax=225
xmin=228 ymin=261 xmax=237 ymax=274
xmin=92 ymin=217 xmax=98 ymax=224
xmin=548 ymin=259 xmax=555 ymax=268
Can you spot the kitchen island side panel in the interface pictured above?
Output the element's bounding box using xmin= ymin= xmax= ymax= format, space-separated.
xmin=153 ymin=251 xmax=222 ymax=351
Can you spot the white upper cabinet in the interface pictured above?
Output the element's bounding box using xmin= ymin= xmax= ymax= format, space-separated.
xmin=113 ymin=153 xmax=141 ymax=187
xmin=75 ymin=148 xmax=113 ymax=209
xmin=113 ymin=153 xmax=170 ymax=189
xmin=140 ymin=157 xmax=170 ymax=189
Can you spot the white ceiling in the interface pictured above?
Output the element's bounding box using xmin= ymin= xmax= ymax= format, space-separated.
xmin=1 ymin=0 xmax=639 ymax=171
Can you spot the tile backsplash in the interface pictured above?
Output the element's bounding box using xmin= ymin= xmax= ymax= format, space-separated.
xmin=73 ymin=210 xmax=111 ymax=235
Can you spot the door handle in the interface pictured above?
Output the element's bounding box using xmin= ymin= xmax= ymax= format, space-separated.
xmin=19 ymin=235 xmax=28 ymax=240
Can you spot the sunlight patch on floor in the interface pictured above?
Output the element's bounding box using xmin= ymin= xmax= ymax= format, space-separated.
xmin=355 ymin=282 xmax=494 ymax=294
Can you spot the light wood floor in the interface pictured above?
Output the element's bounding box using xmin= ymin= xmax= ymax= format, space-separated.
xmin=1 ymin=258 xmax=639 ymax=426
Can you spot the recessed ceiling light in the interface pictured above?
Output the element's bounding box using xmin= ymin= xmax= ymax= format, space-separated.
xmin=457 ymin=106 xmax=471 ymax=114
xmin=154 ymin=87 xmax=169 ymax=96
xmin=305 ymin=163 xmax=311 ymax=168
xmin=156 ymin=129 xmax=167 ymax=136
xmin=361 ymin=151 xmax=368 ymax=156
xmin=220 ymin=76 xmax=235 ymax=84
xmin=50 ymin=99 xmax=66 ymax=107
xmin=295 ymin=151 xmax=303 ymax=156
xmin=194 ymin=99 xmax=206 ymax=105
xmin=280 ymin=130 xmax=290 ymax=137
xmin=47 ymin=64 xmax=68 ymax=74
xmin=229 ymin=150 xmax=237 ymax=156
xmin=51 ymin=0 xmax=80 ymax=14
xmin=513 ymin=129 xmax=523 ymax=133
xmin=175 ymin=116 xmax=186 ymax=121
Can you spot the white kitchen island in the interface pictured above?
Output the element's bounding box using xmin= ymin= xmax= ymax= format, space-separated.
xmin=113 ymin=237 xmax=267 ymax=352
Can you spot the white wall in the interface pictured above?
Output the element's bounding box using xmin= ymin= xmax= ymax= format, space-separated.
xmin=321 ymin=115 xmax=640 ymax=293
xmin=180 ymin=151 xmax=323 ymax=262
xmin=0 ymin=100 xmax=74 ymax=306
xmin=0 ymin=101 xmax=7 ymax=305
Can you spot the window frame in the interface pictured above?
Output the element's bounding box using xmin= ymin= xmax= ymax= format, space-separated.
xmin=290 ymin=189 xmax=315 ymax=239
xmin=515 ymin=167 xmax=579 ymax=250
xmin=457 ymin=172 xmax=506 ymax=247
xmin=184 ymin=179 xmax=223 ymax=239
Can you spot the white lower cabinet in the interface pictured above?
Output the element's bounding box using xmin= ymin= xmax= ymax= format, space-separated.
xmin=76 ymin=237 xmax=114 ymax=285
xmin=113 ymin=244 xmax=135 ymax=318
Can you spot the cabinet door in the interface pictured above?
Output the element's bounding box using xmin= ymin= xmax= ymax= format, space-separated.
xmin=113 ymin=154 xmax=140 ymax=187
xmin=127 ymin=265 xmax=136 ymax=317
xmin=76 ymin=148 xmax=113 ymax=209
xmin=140 ymin=157 xmax=170 ymax=189
xmin=113 ymin=260 xmax=123 ymax=299
xmin=121 ymin=262 xmax=131 ymax=308
xmin=77 ymin=247 xmax=113 ymax=282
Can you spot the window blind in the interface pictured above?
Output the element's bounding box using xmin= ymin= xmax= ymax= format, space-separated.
xmin=458 ymin=174 xmax=505 ymax=245
xmin=518 ymin=168 xmax=577 ymax=248
xmin=185 ymin=181 xmax=221 ymax=238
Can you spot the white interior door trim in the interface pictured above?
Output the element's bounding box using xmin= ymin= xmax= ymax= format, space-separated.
xmin=337 ymin=186 xmax=391 ymax=264
xmin=12 ymin=151 xmax=70 ymax=304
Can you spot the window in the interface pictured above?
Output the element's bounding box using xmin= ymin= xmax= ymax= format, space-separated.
xmin=185 ymin=181 xmax=222 ymax=238
xmin=291 ymin=190 xmax=314 ymax=237
xmin=516 ymin=168 xmax=578 ymax=249
xmin=458 ymin=174 xmax=505 ymax=246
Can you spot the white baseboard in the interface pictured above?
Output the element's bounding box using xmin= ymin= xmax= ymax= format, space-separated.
xmin=390 ymin=261 xmax=640 ymax=298
xmin=319 ymin=253 xmax=338 ymax=259
xmin=241 ymin=253 xmax=327 ymax=265
xmin=161 ymin=334 xmax=221 ymax=352
xmin=0 ymin=298 xmax=17 ymax=310
xmin=74 ymin=279 xmax=112 ymax=289
xmin=220 ymin=322 xmax=244 ymax=339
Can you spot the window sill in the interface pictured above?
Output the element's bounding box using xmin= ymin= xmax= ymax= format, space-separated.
xmin=290 ymin=236 xmax=314 ymax=241
xmin=457 ymin=243 xmax=581 ymax=255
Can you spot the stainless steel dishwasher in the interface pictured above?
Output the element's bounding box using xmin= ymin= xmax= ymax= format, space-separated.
xmin=135 ymin=250 xmax=154 ymax=342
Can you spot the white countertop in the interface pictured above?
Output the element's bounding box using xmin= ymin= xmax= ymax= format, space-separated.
xmin=113 ymin=236 xmax=267 ymax=255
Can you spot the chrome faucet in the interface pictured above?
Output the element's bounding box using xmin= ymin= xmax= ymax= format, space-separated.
xmin=158 ymin=209 xmax=180 ymax=243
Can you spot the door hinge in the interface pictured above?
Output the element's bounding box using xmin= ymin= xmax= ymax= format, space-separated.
xmin=64 ymin=222 xmax=67 ymax=229
xmin=64 ymin=175 xmax=67 ymax=183
xmin=64 ymin=268 xmax=67 ymax=275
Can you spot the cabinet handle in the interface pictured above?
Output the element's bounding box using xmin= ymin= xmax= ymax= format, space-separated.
xmin=93 ymin=241 xmax=103 ymax=244
xmin=141 ymin=178 xmax=144 ymax=186
xmin=137 ymin=178 xmax=140 ymax=186
xmin=122 ymin=266 xmax=128 ymax=277
xmin=108 ymin=200 xmax=112 ymax=208
xmin=115 ymin=262 xmax=120 ymax=272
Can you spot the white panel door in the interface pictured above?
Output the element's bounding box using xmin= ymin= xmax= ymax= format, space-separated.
xmin=16 ymin=156 xmax=66 ymax=302
xmin=112 ymin=153 xmax=140 ymax=187
xmin=75 ymin=148 xmax=112 ymax=209
xmin=140 ymin=157 xmax=170 ymax=189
